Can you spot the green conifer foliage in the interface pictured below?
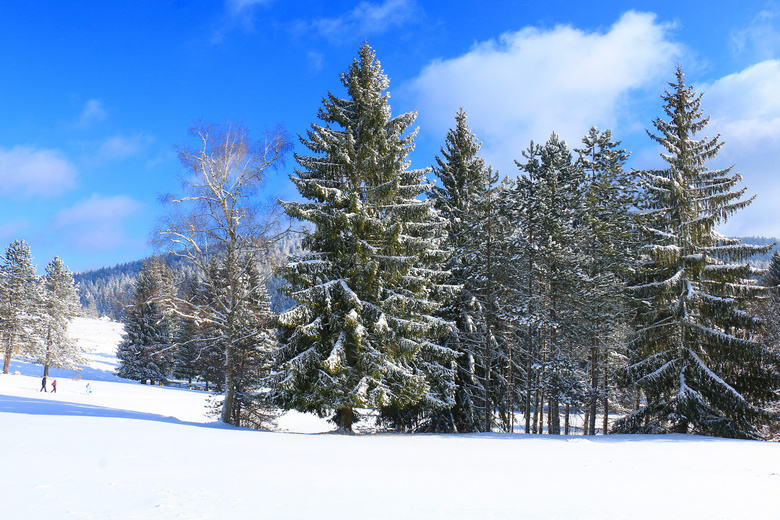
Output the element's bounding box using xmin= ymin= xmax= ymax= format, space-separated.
xmin=116 ymin=259 xmax=176 ymax=384
xmin=616 ymin=67 xmax=780 ymax=438
xmin=270 ymin=44 xmax=455 ymax=432
xmin=34 ymin=256 xmax=84 ymax=376
xmin=429 ymin=108 xmax=498 ymax=432
xmin=0 ymin=240 xmax=40 ymax=374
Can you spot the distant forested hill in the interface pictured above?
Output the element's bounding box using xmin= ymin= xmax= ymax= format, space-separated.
xmin=73 ymin=233 xmax=303 ymax=321
xmin=740 ymin=236 xmax=779 ymax=269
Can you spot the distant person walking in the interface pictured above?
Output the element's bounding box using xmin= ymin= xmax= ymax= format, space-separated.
xmin=52 ymin=379 xmax=57 ymax=393
xmin=85 ymin=383 xmax=91 ymax=395
xmin=40 ymin=376 xmax=47 ymax=392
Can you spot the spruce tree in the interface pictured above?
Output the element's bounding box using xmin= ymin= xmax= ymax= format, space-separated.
xmin=574 ymin=127 xmax=637 ymax=434
xmin=270 ymin=43 xmax=455 ymax=432
xmin=116 ymin=259 xmax=176 ymax=384
xmin=503 ymin=134 xmax=587 ymax=434
xmin=32 ymin=257 xmax=84 ymax=376
xmin=0 ymin=240 xmax=40 ymax=374
xmin=616 ymin=67 xmax=780 ymax=438
xmin=765 ymin=251 xmax=780 ymax=290
xmin=429 ymin=108 xmax=498 ymax=432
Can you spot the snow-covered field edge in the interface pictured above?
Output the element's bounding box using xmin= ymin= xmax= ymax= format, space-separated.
xmin=1 ymin=317 xmax=779 ymax=519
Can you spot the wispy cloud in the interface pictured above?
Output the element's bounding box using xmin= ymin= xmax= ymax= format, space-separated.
xmin=52 ymin=194 xmax=146 ymax=251
xmin=225 ymin=0 xmax=274 ymax=14
xmin=0 ymin=146 xmax=77 ymax=197
xmin=405 ymin=11 xmax=681 ymax=176
xmin=212 ymin=0 xmax=275 ymax=43
xmin=96 ymin=134 xmax=154 ymax=162
xmin=730 ymin=7 xmax=780 ymax=61
xmin=77 ymin=99 xmax=108 ymax=128
xmin=302 ymin=0 xmax=422 ymax=43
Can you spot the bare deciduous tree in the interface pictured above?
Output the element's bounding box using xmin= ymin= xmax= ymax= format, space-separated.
xmin=156 ymin=122 xmax=291 ymax=425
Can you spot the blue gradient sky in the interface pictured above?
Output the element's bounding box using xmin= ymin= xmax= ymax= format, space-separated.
xmin=2 ymin=1 xmax=779 ymax=272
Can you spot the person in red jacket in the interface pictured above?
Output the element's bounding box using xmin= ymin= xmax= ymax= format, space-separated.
xmin=52 ymin=379 xmax=57 ymax=393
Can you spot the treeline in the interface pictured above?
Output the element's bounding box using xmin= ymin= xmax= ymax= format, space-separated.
xmin=74 ymin=238 xmax=300 ymax=322
xmin=116 ymin=44 xmax=780 ymax=438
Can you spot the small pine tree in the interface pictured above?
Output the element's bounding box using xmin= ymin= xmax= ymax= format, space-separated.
xmin=616 ymin=67 xmax=780 ymax=439
xmin=270 ymin=43 xmax=455 ymax=432
xmin=116 ymin=259 xmax=176 ymax=384
xmin=0 ymin=240 xmax=40 ymax=374
xmin=32 ymin=257 xmax=85 ymax=376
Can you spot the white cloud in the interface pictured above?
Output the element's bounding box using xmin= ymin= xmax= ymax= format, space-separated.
xmin=406 ymin=11 xmax=681 ymax=176
xmin=52 ymin=194 xmax=146 ymax=251
xmin=77 ymin=99 xmax=108 ymax=128
xmin=0 ymin=146 xmax=77 ymax=197
xmin=305 ymin=0 xmax=421 ymax=43
xmin=699 ymin=60 xmax=780 ymax=238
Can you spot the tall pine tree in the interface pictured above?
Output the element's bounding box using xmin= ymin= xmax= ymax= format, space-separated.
xmin=429 ymin=108 xmax=498 ymax=432
xmin=616 ymin=67 xmax=780 ymax=438
xmin=502 ymin=134 xmax=587 ymax=434
xmin=574 ymin=127 xmax=637 ymax=434
xmin=270 ymin=43 xmax=455 ymax=432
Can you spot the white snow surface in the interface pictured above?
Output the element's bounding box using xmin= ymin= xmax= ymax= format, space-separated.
xmin=1 ymin=317 xmax=779 ymax=519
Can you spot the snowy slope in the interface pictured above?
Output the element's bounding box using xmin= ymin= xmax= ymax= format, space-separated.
xmin=1 ymin=318 xmax=779 ymax=519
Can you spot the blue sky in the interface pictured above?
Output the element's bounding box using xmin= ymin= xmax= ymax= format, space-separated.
xmin=2 ymin=1 xmax=780 ymax=273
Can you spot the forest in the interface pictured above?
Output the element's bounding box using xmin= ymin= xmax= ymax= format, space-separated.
xmin=2 ymin=43 xmax=780 ymax=439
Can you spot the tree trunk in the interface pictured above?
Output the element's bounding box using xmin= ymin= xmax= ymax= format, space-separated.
xmin=3 ymin=341 xmax=13 ymax=374
xmin=564 ymin=403 xmax=570 ymax=435
xmin=583 ymin=408 xmax=590 ymax=435
xmin=44 ymin=364 xmax=50 ymax=377
xmin=549 ymin=398 xmax=560 ymax=435
xmin=340 ymin=407 xmax=354 ymax=433
xmin=588 ymin=346 xmax=598 ymax=435
xmin=221 ymin=343 xmax=236 ymax=424
xmin=602 ymin=397 xmax=609 ymax=435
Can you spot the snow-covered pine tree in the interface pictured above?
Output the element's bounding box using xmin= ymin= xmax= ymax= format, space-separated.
xmin=574 ymin=127 xmax=637 ymax=434
xmin=615 ymin=67 xmax=780 ymax=438
xmin=429 ymin=108 xmax=498 ymax=432
xmin=0 ymin=240 xmax=40 ymax=374
xmin=503 ymin=134 xmax=587 ymax=434
xmin=116 ymin=258 xmax=176 ymax=385
xmin=765 ymin=251 xmax=780 ymax=290
xmin=32 ymin=257 xmax=84 ymax=376
xmin=270 ymin=43 xmax=455 ymax=432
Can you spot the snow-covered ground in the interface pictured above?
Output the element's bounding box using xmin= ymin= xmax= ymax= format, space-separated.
xmin=1 ymin=318 xmax=779 ymax=519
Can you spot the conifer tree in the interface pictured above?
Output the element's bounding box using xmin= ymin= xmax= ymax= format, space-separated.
xmin=616 ymin=67 xmax=780 ymax=438
xmin=116 ymin=259 xmax=176 ymax=384
xmin=765 ymin=251 xmax=780 ymax=290
xmin=32 ymin=257 xmax=84 ymax=376
xmin=503 ymin=134 xmax=587 ymax=434
xmin=574 ymin=127 xmax=637 ymax=434
xmin=429 ymin=108 xmax=498 ymax=432
xmin=0 ymin=240 xmax=40 ymax=374
xmin=270 ymin=43 xmax=455 ymax=432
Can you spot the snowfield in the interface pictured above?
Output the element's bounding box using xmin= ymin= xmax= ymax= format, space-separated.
xmin=1 ymin=318 xmax=779 ymax=519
